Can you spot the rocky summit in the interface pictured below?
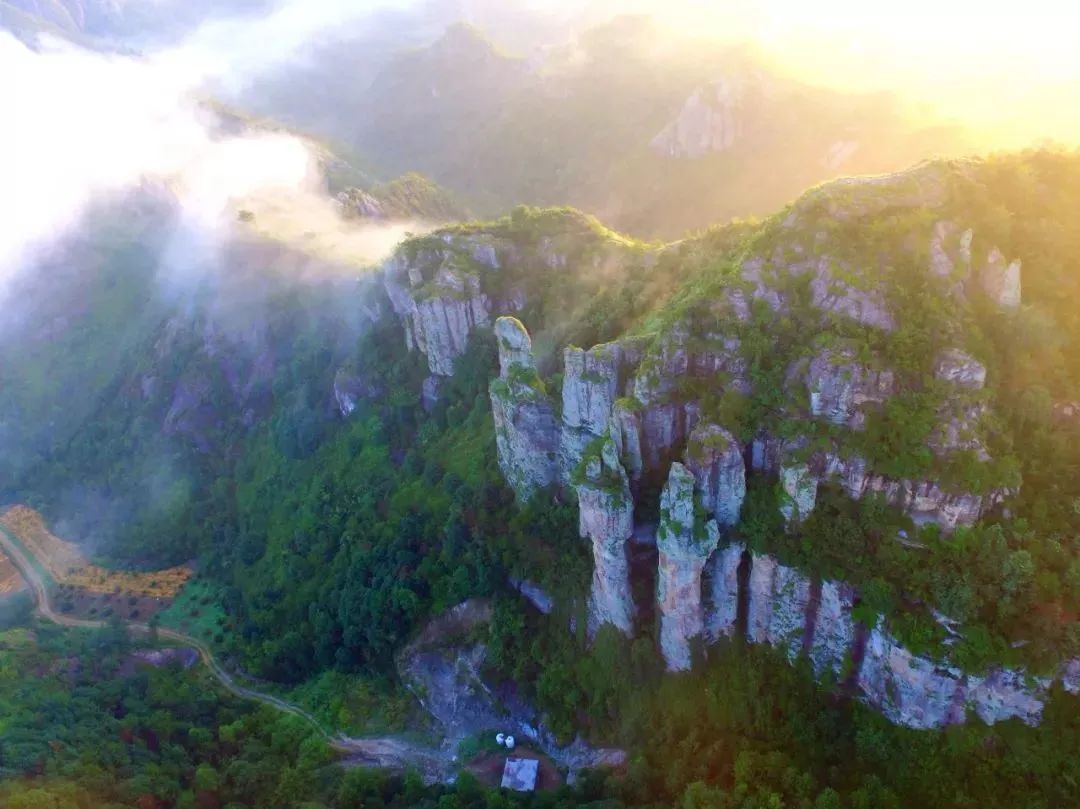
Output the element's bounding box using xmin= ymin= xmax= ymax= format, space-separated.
xmin=372 ymin=159 xmax=1080 ymax=730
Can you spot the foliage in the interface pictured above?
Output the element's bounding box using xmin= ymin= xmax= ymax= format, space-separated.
xmin=0 ymin=625 xmax=337 ymax=809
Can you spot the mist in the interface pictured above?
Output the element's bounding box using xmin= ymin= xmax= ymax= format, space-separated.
xmin=1 ymin=0 xmax=426 ymax=302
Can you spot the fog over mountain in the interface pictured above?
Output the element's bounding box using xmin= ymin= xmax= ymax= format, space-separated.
xmin=1 ymin=4 xmax=1078 ymax=809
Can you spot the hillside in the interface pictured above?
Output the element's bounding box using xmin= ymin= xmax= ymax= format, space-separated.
xmin=245 ymin=17 xmax=972 ymax=239
xmin=2 ymin=150 xmax=1078 ymax=807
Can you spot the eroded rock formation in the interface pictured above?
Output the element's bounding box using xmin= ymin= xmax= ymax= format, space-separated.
xmin=490 ymin=317 xmax=558 ymax=500
xmin=798 ymin=346 xmax=895 ymax=429
xmin=383 ymin=234 xmax=516 ymax=376
xmin=705 ymin=542 xmax=744 ymax=641
xmin=656 ymin=463 xmax=720 ymax=670
xmin=684 ymin=424 xmax=746 ymax=527
xmin=575 ymin=437 xmax=636 ymax=636
xmin=650 ymin=79 xmax=748 ymax=159
xmin=560 ymin=342 xmax=629 ymax=482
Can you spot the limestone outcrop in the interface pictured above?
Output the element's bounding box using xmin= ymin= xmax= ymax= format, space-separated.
xmin=383 ymin=234 xmax=519 ymax=377
xmin=857 ymin=623 xmax=970 ymax=729
xmin=333 ymin=368 xmax=382 ymax=417
xmin=798 ymin=346 xmax=896 ymax=429
xmin=809 ymin=580 xmax=857 ymax=678
xmin=650 ymin=79 xmax=747 ymax=159
xmin=736 ymin=554 xmax=1058 ymax=729
xmin=496 ymin=315 xmax=536 ymax=376
xmin=968 ymin=669 xmax=1049 ymax=726
xmin=746 ymin=555 xmax=812 ymax=660
xmin=1061 ymin=659 xmax=1080 ymax=695
xmin=935 ymin=348 xmax=986 ymax=390
xmin=705 ymin=542 xmax=744 ymax=641
xmin=575 ymin=437 xmax=636 ymax=636
xmin=929 ymin=220 xmax=974 ymax=283
xmin=684 ymin=423 xmax=746 ymax=527
xmin=610 ymin=399 xmax=645 ymax=480
xmin=490 ymin=318 xmax=558 ymax=500
xmin=980 ymin=248 xmax=1022 ymax=308
xmin=560 ymin=342 xmax=629 ymax=482
xmin=929 ymin=220 xmax=1021 ymax=308
xmin=746 ymin=553 xmax=778 ymax=645
xmin=779 ymin=464 xmax=818 ymax=525
xmin=657 ymin=463 xmax=720 ymax=670
xmin=769 ymin=451 xmax=1010 ymax=531
xmin=422 ymin=172 xmax=1058 ymax=733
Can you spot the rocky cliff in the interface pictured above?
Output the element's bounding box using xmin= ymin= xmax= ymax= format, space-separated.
xmin=375 ymin=161 xmax=1078 ymax=731
xmin=650 ymin=78 xmax=749 ymax=159
xmin=684 ymin=424 xmax=746 ymax=527
xmin=489 ymin=317 xmax=559 ymax=500
xmin=576 ymin=437 xmax=636 ymax=636
xmin=656 ymin=463 xmax=720 ymax=670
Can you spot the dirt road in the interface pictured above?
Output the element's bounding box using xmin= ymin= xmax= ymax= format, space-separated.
xmin=0 ymin=525 xmax=452 ymax=782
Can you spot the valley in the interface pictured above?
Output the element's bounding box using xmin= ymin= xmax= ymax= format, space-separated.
xmin=1 ymin=3 xmax=1079 ymax=808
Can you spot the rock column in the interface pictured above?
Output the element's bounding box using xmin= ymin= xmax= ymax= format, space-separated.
xmin=489 ymin=317 xmax=558 ymax=500
xmin=575 ymin=437 xmax=636 ymax=636
xmin=684 ymin=423 xmax=746 ymax=527
xmin=657 ymin=463 xmax=720 ymax=670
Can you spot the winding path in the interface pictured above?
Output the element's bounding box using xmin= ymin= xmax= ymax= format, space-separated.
xmin=0 ymin=525 xmax=452 ymax=782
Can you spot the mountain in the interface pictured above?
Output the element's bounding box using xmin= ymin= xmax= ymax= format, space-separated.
xmin=246 ymin=16 xmax=972 ymax=239
xmin=1 ymin=145 xmax=1078 ymax=805
xmin=376 ymin=152 xmax=1080 ymax=693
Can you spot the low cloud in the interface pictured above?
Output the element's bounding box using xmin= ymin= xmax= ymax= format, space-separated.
xmin=1 ymin=0 xmax=421 ymax=298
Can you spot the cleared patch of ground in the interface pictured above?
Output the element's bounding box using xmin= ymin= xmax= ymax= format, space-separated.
xmin=50 ymin=583 xmax=173 ymax=623
xmin=466 ymin=747 xmax=563 ymax=792
xmin=0 ymin=553 xmax=26 ymax=596
xmin=0 ymin=506 xmax=191 ymax=597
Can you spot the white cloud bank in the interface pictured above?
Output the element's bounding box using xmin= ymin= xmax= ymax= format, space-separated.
xmin=0 ymin=0 xmax=418 ymax=289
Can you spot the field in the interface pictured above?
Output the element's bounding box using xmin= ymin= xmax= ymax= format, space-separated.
xmin=0 ymin=505 xmax=191 ymax=597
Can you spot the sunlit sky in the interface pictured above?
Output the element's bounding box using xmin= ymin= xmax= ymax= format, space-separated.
xmin=574 ymin=0 xmax=1078 ymax=77
xmin=530 ymin=0 xmax=1080 ymax=145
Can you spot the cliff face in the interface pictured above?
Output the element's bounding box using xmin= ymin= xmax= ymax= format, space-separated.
xmin=684 ymin=424 xmax=745 ymax=527
xmin=560 ymin=341 xmax=640 ymax=484
xmin=656 ymin=463 xmax=720 ymax=670
xmin=383 ymin=236 xmax=512 ymax=378
xmin=376 ymin=162 xmax=1077 ymax=731
xmin=576 ymin=437 xmax=636 ymax=636
xmin=705 ymin=542 xmax=744 ymax=641
xmin=650 ymin=79 xmax=749 ymax=159
xmin=490 ymin=317 xmax=559 ymax=500
xmin=739 ymin=553 xmax=1057 ymax=728
xmin=796 ymin=346 xmax=896 ymax=430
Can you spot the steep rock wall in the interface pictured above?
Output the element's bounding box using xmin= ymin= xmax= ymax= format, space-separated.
xmin=705 ymin=542 xmax=744 ymax=641
xmin=656 ymin=463 xmax=720 ymax=670
xmin=735 ymin=553 xmax=1058 ymax=729
xmin=575 ymin=437 xmax=636 ymax=636
xmin=489 ymin=318 xmax=558 ymax=500
xmin=559 ymin=340 xmax=644 ymax=483
xmin=809 ymin=580 xmax=857 ymax=678
xmin=685 ymin=423 xmax=746 ymax=527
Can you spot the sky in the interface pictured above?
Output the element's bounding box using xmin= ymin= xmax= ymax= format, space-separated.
xmin=555 ymin=0 xmax=1080 ymax=144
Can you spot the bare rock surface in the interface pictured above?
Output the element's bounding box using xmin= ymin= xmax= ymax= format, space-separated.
xmin=685 ymin=424 xmax=746 ymax=527
xmin=490 ymin=317 xmax=558 ymax=500
xmin=705 ymin=542 xmax=744 ymax=641
xmin=576 ymin=438 xmax=636 ymax=635
xmin=657 ymin=463 xmax=720 ymax=670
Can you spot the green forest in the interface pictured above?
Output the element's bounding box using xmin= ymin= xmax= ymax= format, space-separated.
xmin=2 ymin=148 xmax=1080 ymax=807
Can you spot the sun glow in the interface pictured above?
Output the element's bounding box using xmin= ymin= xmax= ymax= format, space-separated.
xmin=578 ymin=0 xmax=1080 ymax=147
